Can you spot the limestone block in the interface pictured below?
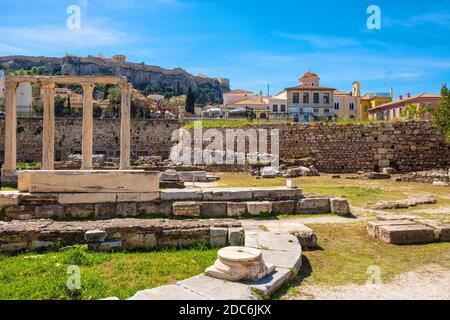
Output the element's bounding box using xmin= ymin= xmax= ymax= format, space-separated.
xmin=18 ymin=193 xmax=58 ymax=205
xmin=330 ymin=198 xmax=351 ymax=216
xmin=94 ymin=203 xmax=117 ymax=219
xmin=200 ymin=202 xmax=227 ymax=218
xmin=30 ymin=241 xmax=54 ymax=250
xmin=5 ymin=206 xmax=35 ymax=220
xmin=116 ymin=192 xmax=159 ymax=203
xmin=272 ymin=201 xmax=295 ymax=214
xmin=227 ymin=202 xmax=247 ymax=217
xmin=367 ymin=220 xmax=415 ymax=238
xmin=0 ymin=242 xmax=28 ymax=252
xmin=84 ymin=230 xmax=108 ymax=242
xmin=172 ymin=202 xmax=200 ymax=217
xmin=286 ymin=179 xmax=296 ymax=188
xmin=246 ymin=267 xmax=292 ymax=298
xmin=58 ymin=193 xmax=116 ymax=204
xmin=203 ymin=189 xmax=253 ymax=201
xmin=252 ymin=187 xmax=302 ymax=201
xmin=413 ymin=219 xmax=450 ymax=242
xmin=0 ymin=192 xmax=19 ymax=208
xmin=18 ymin=170 xmax=159 ymax=193
xmin=210 ymin=227 xmax=228 ymax=247
xmin=158 ymin=228 xmax=209 ymax=248
xmin=117 ymin=203 xmax=137 ymax=217
xmin=65 ymin=204 xmax=95 ymax=219
xmin=93 ymin=241 xmax=123 ymax=251
xmin=124 ymin=233 xmax=157 ymax=249
xmin=129 ymin=285 xmax=208 ymax=300
xmin=228 ymin=227 xmax=245 ymax=246
xmin=378 ymin=224 xmax=435 ymax=244
xmin=295 ymin=197 xmax=331 ymax=214
xmin=137 ymin=201 xmax=172 ymax=216
xmin=160 ymin=189 xmax=202 ymax=201
xmin=35 ymin=205 xmax=64 ymax=219
xmin=246 ymin=202 xmax=273 ymax=216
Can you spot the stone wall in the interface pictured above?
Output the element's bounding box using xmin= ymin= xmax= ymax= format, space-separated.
xmin=0 ymin=118 xmax=179 ymax=162
xmin=190 ymin=121 xmax=450 ymax=173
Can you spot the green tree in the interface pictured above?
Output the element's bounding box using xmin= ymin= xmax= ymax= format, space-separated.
xmin=433 ymin=85 xmax=450 ymax=143
xmin=185 ymin=86 xmax=195 ymax=113
xmin=54 ymin=95 xmax=66 ymax=117
xmin=107 ymin=86 xmax=122 ymax=117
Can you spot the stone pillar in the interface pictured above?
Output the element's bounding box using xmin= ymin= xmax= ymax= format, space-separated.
xmin=41 ymin=82 xmax=56 ymax=170
xmin=81 ymin=82 xmax=95 ymax=170
xmin=2 ymin=81 xmax=18 ymax=175
xmin=178 ymin=106 xmax=185 ymax=124
xmin=120 ymin=84 xmax=132 ymax=170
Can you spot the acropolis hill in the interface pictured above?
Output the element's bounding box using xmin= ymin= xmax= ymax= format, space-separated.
xmin=0 ymin=54 xmax=230 ymax=100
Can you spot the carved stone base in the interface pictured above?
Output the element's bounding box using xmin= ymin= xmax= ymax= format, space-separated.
xmin=205 ymin=246 xmax=275 ymax=281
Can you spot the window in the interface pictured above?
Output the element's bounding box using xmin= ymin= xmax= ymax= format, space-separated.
xmin=303 ymin=92 xmax=310 ymax=104
xmin=280 ymin=104 xmax=286 ymax=112
xmin=293 ymin=92 xmax=299 ymax=104
xmin=324 ymin=109 xmax=330 ymax=113
xmin=323 ymin=93 xmax=330 ymax=104
xmin=313 ymin=108 xmax=319 ymax=113
xmin=349 ymin=102 xmax=355 ymax=110
xmin=273 ymin=104 xmax=278 ymax=112
xmin=334 ymin=102 xmax=340 ymax=110
xmin=313 ymin=92 xmax=320 ymax=104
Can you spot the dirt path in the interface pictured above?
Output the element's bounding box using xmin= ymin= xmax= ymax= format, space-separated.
xmin=284 ymin=264 xmax=450 ymax=300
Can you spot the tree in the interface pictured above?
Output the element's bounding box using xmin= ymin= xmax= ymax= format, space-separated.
xmin=185 ymin=86 xmax=195 ymax=113
xmin=432 ymin=85 xmax=450 ymax=143
xmin=107 ymin=86 xmax=122 ymax=117
xmin=54 ymin=95 xmax=66 ymax=117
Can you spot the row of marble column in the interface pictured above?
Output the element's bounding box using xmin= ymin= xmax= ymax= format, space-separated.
xmin=2 ymin=81 xmax=132 ymax=173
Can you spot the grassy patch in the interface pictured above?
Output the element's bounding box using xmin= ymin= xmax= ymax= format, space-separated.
xmin=0 ymin=246 xmax=217 ymax=300
xmin=0 ymin=187 xmax=16 ymax=191
xmin=277 ymin=223 xmax=450 ymax=299
xmin=16 ymin=162 xmax=41 ymax=170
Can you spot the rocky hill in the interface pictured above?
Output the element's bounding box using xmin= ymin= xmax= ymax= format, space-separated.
xmin=0 ymin=55 xmax=230 ymax=103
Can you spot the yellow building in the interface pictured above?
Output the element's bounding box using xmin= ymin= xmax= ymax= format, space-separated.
xmin=359 ymin=89 xmax=393 ymax=120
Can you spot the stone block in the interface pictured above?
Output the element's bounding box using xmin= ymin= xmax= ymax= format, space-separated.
xmin=178 ymin=275 xmax=254 ymax=300
xmin=245 ymin=232 xmax=301 ymax=253
xmin=35 ymin=205 xmax=64 ymax=219
xmin=58 ymin=193 xmax=116 ymax=204
xmin=286 ymin=179 xmax=296 ymax=188
xmin=246 ymin=202 xmax=273 ymax=216
xmin=0 ymin=193 xmax=18 ymax=208
xmin=246 ymin=267 xmax=292 ymax=298
xmin=94 ymin=203 xmax=117 ymax=219
xmin=137 ymin=201 xmax=172 ymax=216
xmin=158 ymin=228 xmax=209 ymax=248
xmin=368 ymin=172 xmax=391 ymax=180
xmin=252 ymin=187 xmax=301 ymax=201
xmin=378 ymin=159 xmax=391 ymax=167
xmin=210 ymin=227 xmax=228 ymax=247
xmin=160 ymin=189 xmax=202 ymax=201
xmin=84 ymin=229 xmax=108 ymax=242
xmin=97 ymin=241 xmax=123 ymax=251
xmin=272 ymin=201 xmax=295 ymax=214
xmin=261 ymin=250 xmax=302 ymax=272
xmin=330 ymin=198 xmax=350 ymax=216
xmin=203 ymin=189 xmax=253 ymax=201
xmin=295 ymin=197 xmax=331 ymax=214
xmin=378 ymin=224 xmax=435 ymax=244
xmin=367 ymin=220 xmax=415 ymax=238
xmin=117 ymin=203 xmax=138 ymax=217
xmin=227 ymin=202 xmax=247 ymax=217
xmin=18 ymin=170 xmax=159 ymax=193
xmin=228 ymin=227 xmax=245 ymax=246
xmin=124 ymin=233 xmax=157 ymax=249
xmin=65 ymin=204 xmax=95 ymax=219
xmin=413 ymin=219 xmax=450 ymax=242
xmin=172 ymin=202 xmax=200 ymax=217
xmin=18 ymin=193 xmax=58 ymax=205
xmin=0 ymin=242 xmax=28 ymax=253
xmin=30 ymin=241 xmax=54 ymax=250
xmin=200 ymin=202 xmax=227 ymax=218
xmin=116 ymin=192 xmax=159 ymax=203
xmin=5 ymin=206 xmax=35 ymax=220
xmin=129 ymin=285 xmax=208 ymax=300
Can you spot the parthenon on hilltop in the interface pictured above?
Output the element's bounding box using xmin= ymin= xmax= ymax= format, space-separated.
xmin=1 ymin=75 xmax=133 ymax=182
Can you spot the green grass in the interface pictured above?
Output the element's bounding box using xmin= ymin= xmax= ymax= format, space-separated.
xmin=16 ymin=162 xmax=41 ymax=170
xmin=277 ymin=223 xmax=450 ymax=299
xmin=0 ymin=187 xmax=16 ymax=191
xmin=0 ymin=246 xmax=217 ymax=300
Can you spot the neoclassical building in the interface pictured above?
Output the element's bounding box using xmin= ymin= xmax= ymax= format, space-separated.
xmin=285 ymin=71 xmax=336 ymax=122
xmin=332 ymin=81 xmax=361 ymax=120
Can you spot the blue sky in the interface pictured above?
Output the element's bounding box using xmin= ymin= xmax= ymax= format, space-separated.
xmin=1 ymin=0 xmax=449 ymax=96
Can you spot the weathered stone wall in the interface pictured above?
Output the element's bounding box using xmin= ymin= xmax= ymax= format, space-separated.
xmin=190 ymin=121 xmax=450 ymax=173
xmin=0 ymin=118 xmax=179 ymax=162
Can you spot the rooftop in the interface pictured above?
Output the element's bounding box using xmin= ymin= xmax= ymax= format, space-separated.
xmin=369 ymin=93 xmax=441 ymax=111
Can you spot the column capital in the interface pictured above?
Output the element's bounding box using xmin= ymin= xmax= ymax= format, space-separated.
xmin=81 ymin=81 xmax=95 ymax=91
xmin=5 ymin=81 xmax=19 ymax=90
xmin=41 ymin=81 xmax=56 ymax=90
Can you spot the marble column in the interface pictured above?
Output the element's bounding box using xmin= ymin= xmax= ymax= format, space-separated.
xmin=81 ymin=82 xmax=94 ymax=170
xmin=41 ymin=82 xmax=56 ymax=170
xmin=120 ymin=84 xmax=132 ymax=170
xmin=2 ymin=81 xmax=18 ymax=174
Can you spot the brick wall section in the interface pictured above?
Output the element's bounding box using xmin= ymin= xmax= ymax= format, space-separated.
xmin=189 ymin=121 xmax=450 ymax=173
xmin=0 ymin=118 xmax=179 ymax=162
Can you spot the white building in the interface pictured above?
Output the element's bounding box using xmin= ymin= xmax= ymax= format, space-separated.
xmin=267 ymin=91 xmax=288 ymax=117
xmin=0 ymin=71 xmax=33 ymax=116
